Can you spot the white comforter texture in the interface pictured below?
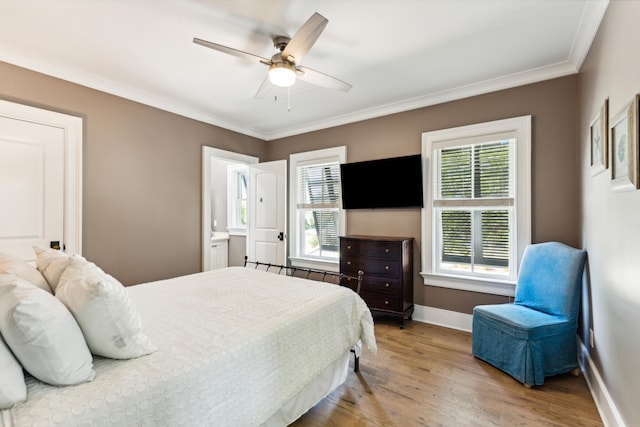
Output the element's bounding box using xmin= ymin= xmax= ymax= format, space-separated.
xmin=2 ymin=267 xmax=376 ymax=427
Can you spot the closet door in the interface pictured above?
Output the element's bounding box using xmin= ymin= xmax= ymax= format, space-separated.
xmin=0 ymin=100 xmax=82 ymax=261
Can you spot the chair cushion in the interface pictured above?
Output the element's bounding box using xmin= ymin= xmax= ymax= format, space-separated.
xmin=473 ymin=303 xmax=575 ymax=340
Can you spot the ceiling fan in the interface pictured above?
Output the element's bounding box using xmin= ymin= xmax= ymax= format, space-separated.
xmin=193 ymin=12 xmax=352 ymax=97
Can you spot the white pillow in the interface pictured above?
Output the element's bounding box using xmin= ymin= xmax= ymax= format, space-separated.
xmin=33 ymin=246 xmax=74 ymax=292
xmin=0 ymin=332 xmax=26 ymax=409
xmin=0 ymin=273 xmax=95 ymax=386
xmin=0 ymin=251 xmax=51 ymax=293
xmin=56 ymin=257 xmax=157 ymax=359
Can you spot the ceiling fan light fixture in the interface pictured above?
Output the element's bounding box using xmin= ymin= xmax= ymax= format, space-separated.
xmin=269 ymin=62 xmax=297 ymax=87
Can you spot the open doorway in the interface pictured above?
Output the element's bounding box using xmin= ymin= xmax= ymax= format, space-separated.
xmin=201 ymin=147 xmax=258 ymax=271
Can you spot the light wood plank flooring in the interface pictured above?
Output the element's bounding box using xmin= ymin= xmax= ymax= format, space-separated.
xmin=292 ymin=319 xmax=602 ymax=427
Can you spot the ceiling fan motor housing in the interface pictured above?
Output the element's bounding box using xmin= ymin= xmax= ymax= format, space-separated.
xmin=273 ymin=36 xmax=291 ymax=53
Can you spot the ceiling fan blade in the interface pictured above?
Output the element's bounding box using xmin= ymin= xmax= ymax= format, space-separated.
xmin=297 ymin=66 xmax=352 ymax=92
xmin=281 ymin=12 xmax=328 ymax=64
xmin=193 ymin=38 xmax=271 ymax=64
xmin=254 ymin=76 xmax=273 ymax=99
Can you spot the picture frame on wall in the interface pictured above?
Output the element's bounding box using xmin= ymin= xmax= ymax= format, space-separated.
xmin=590 ymin=98 xmax=608 ymax=176
xmin=610 ymin=95 xmax=639 ymax=192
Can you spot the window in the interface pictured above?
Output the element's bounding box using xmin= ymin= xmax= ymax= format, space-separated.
xmin=421 ymin=116 xmax=531 ymax=295
xmin=227 ymin=164 xmax=248 ymax=234
xmin=437 ymin=140 xmax=513 ymax=275
xmin=289 ymin=147 xmax=346 ymax=270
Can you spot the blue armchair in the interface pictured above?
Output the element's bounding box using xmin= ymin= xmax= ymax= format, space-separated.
xmin=472 ymin=242 xmax=586 ymax=387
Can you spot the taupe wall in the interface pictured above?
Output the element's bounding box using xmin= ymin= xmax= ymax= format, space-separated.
xmin=0 ymin=61 xmax=265 ymax=285
xmin=266 ymin=75 xmax=580 ymax=313
xmin=578 ymin=1 xmax=640 ymax=425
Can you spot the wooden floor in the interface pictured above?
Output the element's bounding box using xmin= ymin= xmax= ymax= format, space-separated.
xmin=291 ymin=319 xmax=603 ymax=427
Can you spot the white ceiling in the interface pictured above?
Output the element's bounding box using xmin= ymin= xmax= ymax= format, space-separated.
xmin=0 ymin=0 xmax=608 ymax=141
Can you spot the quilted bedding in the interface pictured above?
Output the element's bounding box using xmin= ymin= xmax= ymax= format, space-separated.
xmin=1 ymin=267 xmax=376 ymax=427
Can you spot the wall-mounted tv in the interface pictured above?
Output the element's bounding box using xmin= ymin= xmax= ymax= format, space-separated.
xmin=340 ymin=154 xmax=424 ymax=209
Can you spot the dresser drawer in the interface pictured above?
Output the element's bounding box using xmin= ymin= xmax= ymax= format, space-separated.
xmin=361 ymin=276 xmax=401 ymax=295
xmin=360 ymin=291 xmax=401 ymax=311
xmin=341 ymin=258 xmax=402 ymax=278
xmin=339 ymin=275 xmax=399 ymax=295
xmin=341 ymin=239 xmax=401 ymax=259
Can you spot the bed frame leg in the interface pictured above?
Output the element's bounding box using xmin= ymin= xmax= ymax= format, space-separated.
xmin=352 ymin=352 xmax=359 ymax=372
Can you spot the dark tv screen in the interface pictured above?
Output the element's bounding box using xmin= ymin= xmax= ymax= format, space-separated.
xmin=340 ymin=154 xmax=424 ymax=209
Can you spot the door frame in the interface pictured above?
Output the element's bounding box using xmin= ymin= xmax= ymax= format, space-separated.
xmin=0 ymin=99 xmax=83 ymax=255
xmin=201 ymin=146 xmax=258 ymax=271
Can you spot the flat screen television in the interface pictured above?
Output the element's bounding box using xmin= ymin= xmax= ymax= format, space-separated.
xmin=340 ymin=154 xmax=424 ymax=209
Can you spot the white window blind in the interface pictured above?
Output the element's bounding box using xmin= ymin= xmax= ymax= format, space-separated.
xmin=296 ymin=162 xmax=341 ymax=208
xmin=434 ymin=138 xmax=514 ymax=275
xmin=296 ymin=162 xmax=341 ymax=256
xmin=437 ymin=141 xmax=514 ymax=200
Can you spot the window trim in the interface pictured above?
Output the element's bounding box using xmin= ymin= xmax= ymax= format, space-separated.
xmin=421 ymin=116 xmax=531 ymax=296
xmin=289 ymin=146 xmax=346 ymax=271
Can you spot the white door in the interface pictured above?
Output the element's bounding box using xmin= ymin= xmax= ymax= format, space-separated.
xmin=0 ymin=118 xmax=65 ymax=261
xmin=0 ymin=100 xmax=82 ymax=262
xmin=247 ymin=160 xmax=287 ymax=265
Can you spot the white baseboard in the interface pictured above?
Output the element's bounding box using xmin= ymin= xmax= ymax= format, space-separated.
xmin=412 ymin=304 xmax=473 ymax=333
xmin=578 ymin=340 xmax=626 ymax=427
xmin=413 ymin=305 xmax=624 ymax=427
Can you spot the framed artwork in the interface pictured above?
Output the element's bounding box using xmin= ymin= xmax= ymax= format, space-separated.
xmin=610 ymin=95 xmax=639 ymax=192
xmin=590 ymin=99 xmax=608 ymax=175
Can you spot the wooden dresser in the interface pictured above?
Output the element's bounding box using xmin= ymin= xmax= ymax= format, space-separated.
xmin=339 ymin=235 xmax=414 ymax=328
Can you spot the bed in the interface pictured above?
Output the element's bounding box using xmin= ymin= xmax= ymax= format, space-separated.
xmin=0 ymin=264 xmax=376 ymax=427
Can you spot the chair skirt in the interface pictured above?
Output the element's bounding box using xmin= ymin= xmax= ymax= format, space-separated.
xmin=472 ymin=303 xmax=579 ymax=386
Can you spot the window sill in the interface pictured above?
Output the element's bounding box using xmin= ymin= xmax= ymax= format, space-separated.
xmin=420 ymin=272 xmax=515 ymax=297
xmin=227 ymin=227 xmax=246 ymax=237
xmin=289 ymin=257 xmax=339 ymax=273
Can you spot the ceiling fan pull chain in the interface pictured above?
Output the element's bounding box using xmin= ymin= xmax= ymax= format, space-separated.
xmin=288 ymin=87 xmax=291 ymax=112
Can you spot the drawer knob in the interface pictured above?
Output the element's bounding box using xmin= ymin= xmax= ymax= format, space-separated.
xmin=347 ymin=261 xmax=351 ymax=265
xmin=347 ymin=245 xmax=352 ymax=250
xmin=385 ymin=248 xmax=389 ymax=253
xmin=385 ymin=300 xmax=389 ymax=305
xmin=385 ymin=265 xmax=390 ymax=270
xmin=385 ymin=282 xmax=390 ymax=287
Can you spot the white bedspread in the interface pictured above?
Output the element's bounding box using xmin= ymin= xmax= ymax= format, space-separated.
xmin=2 ymin=267 xmax=376 ymax=427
